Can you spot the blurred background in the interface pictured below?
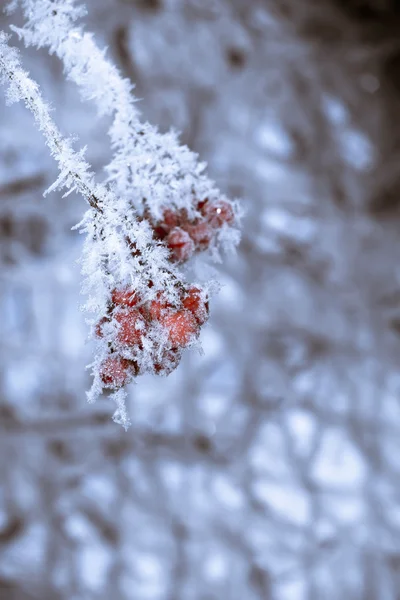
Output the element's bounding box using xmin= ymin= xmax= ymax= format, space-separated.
xmin=2 ymin=0 xmax=400 ymax=598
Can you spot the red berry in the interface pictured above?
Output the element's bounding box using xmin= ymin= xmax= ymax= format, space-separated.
xmin=148 ymin=292 xmax=171 ymax=320
xmin=154 ymin=348 xmax=181 ymax=375
xmin=111 ymin=287 xmax=139 ymax=307
xmin=100 ymin=356 xmax=132 ymax=388
xmin=196 ymin=197 xmax=209 ymax=212
xmin=166 ymin=227 xmax=195 ymax=262
xmin=186 ymin=221 xmax=213 ymax=251
xmin=149 ymin=301 xmax=165 ymax=320
xmin=202 ymin=200 xmax=235 ymax=228
xmin=162 ymin=208 xmax=180 ymax=230
xmin=159 ymin=310 xmax=198 ymax=347
xmin=115 ymin=309 xmax=146 ymax=346
xmin=182 ymin=287 xmax=209 ymax=325
xmin=153 ymin=225 xmax=168 ymax=241
xmin=177 ymin=207 xmax=189 ymax=224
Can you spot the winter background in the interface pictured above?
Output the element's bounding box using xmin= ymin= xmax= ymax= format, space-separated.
xmin=1 ymin=0 xmax=400 ymax=598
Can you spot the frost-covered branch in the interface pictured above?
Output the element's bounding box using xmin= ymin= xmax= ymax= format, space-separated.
xmin=0 ymin=32 xmax=179 ymax=298
xmin=0 ymin=32 xmax=103 ymax=211
xmin=0 ymin=32 xmax=203 ymax=428
xmin=9 ymin=0 xmax=240 ymax=260
xmin=0 ymin=0 xmax=242 ymax=429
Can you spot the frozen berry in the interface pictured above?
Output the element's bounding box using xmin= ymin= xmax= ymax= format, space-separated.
xmin=154 ymin=348 xmax=181 ymax=375
xmin=148 ymin=292 xmax=171 ymax=320
xmin=153 ymin=225 xmax=168 ymax=241
xmin=100 ymin=356 xmax=132 ymax=388
xmin=160 ymin=310 xmax=198 ymax=347
xmin=177 ymin=207 xmax=189 ymax=224
xmin=196 ymin=197 xmax=209 ymax=212
xmin=166 ymin=227 xmax=195 ymax=262
xmin=202 ymin=200 xmax=235 ymax=228
xmin=182 ymin=287 xmax=209 ymax=325
xmin=111 ymin=287 xmax=139 ymax=307
xmin=162 ymin=208 xmax=180 ymax=230
xmin=115 ymin=309 xmax=146 ymax=346
xmin=186 ymin=221 xmax=213 ymax=251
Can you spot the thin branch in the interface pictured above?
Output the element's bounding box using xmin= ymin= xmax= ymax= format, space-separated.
xmin=0 ymin=35 xmax=103 ymax=212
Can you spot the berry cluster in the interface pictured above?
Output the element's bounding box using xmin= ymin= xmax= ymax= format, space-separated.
xmin=96 ymin=196 xmax=236 ymax=391
xmin=150 ymin=197 xmax=235 ymax=263
xmin=97 ymin=284 xmax=209 ymax=389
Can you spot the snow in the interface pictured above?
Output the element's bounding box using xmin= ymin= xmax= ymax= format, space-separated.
xmin=286 ymin=409 xmax=317 ymax=459
xmin=277 ymin=577 xmax=307 ymax=600
xmin=252 ymin=479 xmax=311 ymax=527
xmin=78 ymin=543 xmax=112 ymax=591
xmin=340 ymin=130 xmax=374 ymax=171
xmin=255 ymin=121 xmax=294 ymax=159
xmin=134 ymin=553 xmax=163 ymax=581
xmin=203 ymin=551 xmax=229 ymax=581
xmin=250 ymin=422 xmax=291 ymax=478
xmin=213 ymin=474 xmax=245 ymax=511
xmin=323 ymin=95 xmax=348 ymax=126
xmin=310 ymin=428 xmax=367 ymax=489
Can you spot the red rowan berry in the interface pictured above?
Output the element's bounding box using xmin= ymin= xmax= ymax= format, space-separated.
xmin=115 ymin=309 xmax=146 ymax=346
xmin=148 ymin=291 xmax=170 ymax=320
xmin=182 ymin=287 xmax=209 ymax=325
xmin=100 ymin=356 xmax=132 ymax=388
xmin=162 ymin=208 xmax=180 ymax=230
xmin=159 ymin=310 xmax=198 ymax=347
xmin=166 ymin=227 xmax=195 ymax=262
xmin=177 ymin=207 xmax=189 ymax=224
xmin=196 ymin=197 xmax=209 ymax=212
xmin=154 ymin=348 xmax=181 ymax=375
xmin=186 ymin=221 xmax=213 ymax=251
xmin=153 ymin=225 xmax=168 ymax=241
xmin=111 ymin=287 xmax=139 ymax=307
xmin=202 ymin=200 xmax=235 ymax=228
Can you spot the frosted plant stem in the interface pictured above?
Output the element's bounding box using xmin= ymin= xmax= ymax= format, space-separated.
xmin=11 ymin=0 xmax=241 ymax=261
xmin=0 ymin=34 xmax=103 ymax=212
xmin=0 ymin=33 xmax=183 ymax=307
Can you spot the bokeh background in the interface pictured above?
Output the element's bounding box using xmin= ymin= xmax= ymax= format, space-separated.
xmin=2 ymin=0 xmax=400 ymax=598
